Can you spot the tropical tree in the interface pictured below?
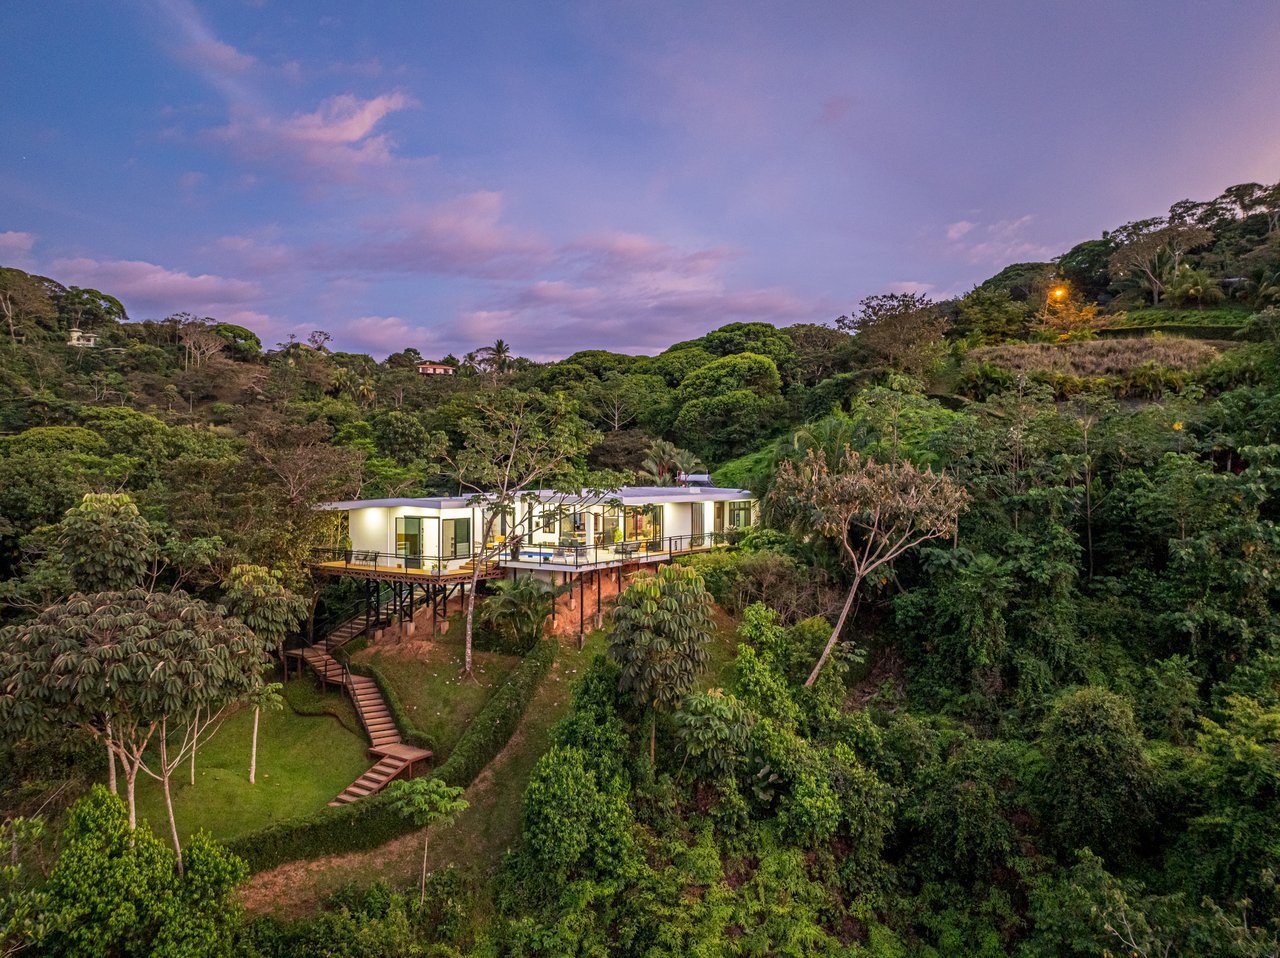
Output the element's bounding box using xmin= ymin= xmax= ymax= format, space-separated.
xmin=0 ymin=590 xmax=271 ymax=871
xmin=1108 ymin=224 xmax=1214 ymax=305
xmin=1039 ymin=687 xmax=1153 ymax=860
xmin=0 ymin=267 xmax=58 ymax=344
xmin=772 ymin=447 xmax=968 ymax=685
xmin=608 ymin=564 xmax=714 ymax=762
xmin=0 ymin=817 xmax=45 ymax=958
xmin=40 ymin=787 xmax=247 ymax=958
xmin=57 ymin=493 xmax=153 ymax=593
xmin=385 ymin=777 xmax=467 ymax=905
xmin=476 ymin=574 xmax=567 ymax=653
xmin=222 ymin=564 xmax=304 ymax=783
xmin=673 ymin=689 xmax=754 ymax=779
xmin=480 ymin=338 xmax=513 ymax=375
xmin=837 ymin=291 xmax=948 ymax=375
xmin=638 ymin=439 xmax=703 ymax=485
xmin=1165 ymin=264 xmax=1225 ymax=308
xmin=443 ymin=389 xmax=601 ymax=675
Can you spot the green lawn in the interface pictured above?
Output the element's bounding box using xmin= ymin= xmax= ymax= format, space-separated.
xmin=249 ymin=631 xmax=613 ymax=915
xmin=134 ymin=680 xmax=371 ymax=843
xmin=355 ymin=631 xmax=521 ymax=760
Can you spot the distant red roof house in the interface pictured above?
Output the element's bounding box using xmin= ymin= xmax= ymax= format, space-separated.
xmin=416 ymin=361 xmax=455 ymax=376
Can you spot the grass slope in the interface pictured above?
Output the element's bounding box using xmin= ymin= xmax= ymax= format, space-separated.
xmin=353 ymin=633 xmax=521 ymax=760
xmin=968 ymin=337 xmax=1221 ymax=376
xmin=135 ymin=681 xmax=371 ymax=843
xmin=240 ymin=610 xmax=744 ymax=917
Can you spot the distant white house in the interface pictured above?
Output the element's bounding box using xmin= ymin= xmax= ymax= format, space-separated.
xmin=312 ymin=485 xmax=758 ymax=580
xmin=67 ymin=328 xmax=99 ymax=348
xmin=416 ymin=361 xmax=455 ymax=376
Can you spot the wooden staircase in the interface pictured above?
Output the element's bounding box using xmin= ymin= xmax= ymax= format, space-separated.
xmin=329 ymin=753 xmax=406 ymax=805
xmin=290 ymin=616 xmax=433 ymax=806
xmin=348 ymin=673 xmax=400 ymax=751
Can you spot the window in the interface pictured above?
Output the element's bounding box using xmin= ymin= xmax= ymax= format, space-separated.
xmin=540 ymin=509 xmax=557 ymax=534
xmin=729 ymin=501 xmax=753 ymax=529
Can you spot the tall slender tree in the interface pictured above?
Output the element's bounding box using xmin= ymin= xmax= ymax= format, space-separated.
xmin=221 ymin=565 xmax=302 ymax=784
xmin=443 ymin=389 xmax=600 ymax=676
xmin=385 ymin=777 xmax=468 ymax=905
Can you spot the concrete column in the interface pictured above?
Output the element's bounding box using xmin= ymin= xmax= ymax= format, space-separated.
xmin=584 ymin=510 xmax=596 ymax=546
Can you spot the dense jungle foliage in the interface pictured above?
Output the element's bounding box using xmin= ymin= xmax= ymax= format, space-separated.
xmin=2 ymin=180 xmax=1280 ymax=955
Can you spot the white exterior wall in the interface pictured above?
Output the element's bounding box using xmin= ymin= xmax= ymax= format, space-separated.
xmin=349 ymin=506 xmax=392 ymax=555
xmin=662 ymin=502 xmax=692 ymax=541
xmin=347 ymin=504 xmax=480 ymax=571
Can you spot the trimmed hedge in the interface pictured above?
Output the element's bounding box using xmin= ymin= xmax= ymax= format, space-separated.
xmin=435 ymin=635 xmax=554 ymax=787
xmin=224 ymin=635 xmax=557 ymax=872
xmin=281 ymin=681 xmax=362 ymax=737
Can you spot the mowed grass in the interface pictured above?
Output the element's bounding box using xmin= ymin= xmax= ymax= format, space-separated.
xmin=135 ymin=680 xmax=371 ymax=843
xmin=242 ymin=631 xmax=611 ymax=915
xmin=354 ymin=629 xmax=521 ymax=760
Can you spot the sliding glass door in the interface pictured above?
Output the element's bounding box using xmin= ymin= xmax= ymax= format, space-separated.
xmin=395 ymin=516 xmax=423 ymax=568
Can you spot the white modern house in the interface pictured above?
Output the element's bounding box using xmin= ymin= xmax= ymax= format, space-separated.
xmin=312 ymin=484 xmax=758 ymax=581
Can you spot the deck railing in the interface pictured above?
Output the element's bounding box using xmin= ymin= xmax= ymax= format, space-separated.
xmin=309 ymin=530 xmax=740 ymax=575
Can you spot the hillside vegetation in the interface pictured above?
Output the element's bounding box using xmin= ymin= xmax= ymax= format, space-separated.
xmin=1 ymin=178 xmax=1279 ymax=957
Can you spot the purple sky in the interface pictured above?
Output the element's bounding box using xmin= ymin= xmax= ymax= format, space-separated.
xmin=4 ymin=1 xmax=1279 ymax=359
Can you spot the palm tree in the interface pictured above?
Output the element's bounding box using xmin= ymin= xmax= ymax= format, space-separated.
xmin=459 ymin=351 xmax=481 ymax=376
xmin=480 ymin=338 xmax=513 ymax=375
xmin=1165 ymin=265 xmax=1224 ymax=309
xmin=639 ymin=439 xmax=691 ymax=485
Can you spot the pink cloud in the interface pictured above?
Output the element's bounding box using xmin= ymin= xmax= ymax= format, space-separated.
xmin=48 ymin=256 xmax=261 ymax=319
xmin=946 ymin=215 xmax=1058 ymax=265
xmin=213 ymin=91 xmax=417 ymax=178
xmin=451 ymin=274 xmax=817 ymax=359
xmin=886 ymin=280 xmax=933 ymax=296
xmin=566 ymin=231 xmax=731 ymax=281
xmin=0 ymin=231 xmax=36 ymax=267
xmin=209 ymin=233 xmax=298 ymax=276
xmin=324 ymin=192 xmax=552 ymax=278
xmin=344 ymin=315 xmax=441 ymax=354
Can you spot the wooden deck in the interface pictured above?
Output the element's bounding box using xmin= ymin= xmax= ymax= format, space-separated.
xmin=309 ymin=558 xmax=503 ymax=585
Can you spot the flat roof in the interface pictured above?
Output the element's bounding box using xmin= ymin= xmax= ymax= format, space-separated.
xmin=319 ymin=485 xmax=753 ymax=512
xmin=317 ymin=496 xmax=477 ymax=511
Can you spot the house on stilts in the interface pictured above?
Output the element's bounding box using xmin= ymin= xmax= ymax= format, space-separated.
xmin=307 ymin=484 xmax=759 ymax=636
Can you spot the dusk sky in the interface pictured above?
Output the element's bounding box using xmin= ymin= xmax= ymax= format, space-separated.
xmin=4 ymin=1 xmax=1279 ymax=359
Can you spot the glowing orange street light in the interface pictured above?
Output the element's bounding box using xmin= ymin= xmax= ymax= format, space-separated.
xmin=1051 ymin=286 xmax=1067 ymax=299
